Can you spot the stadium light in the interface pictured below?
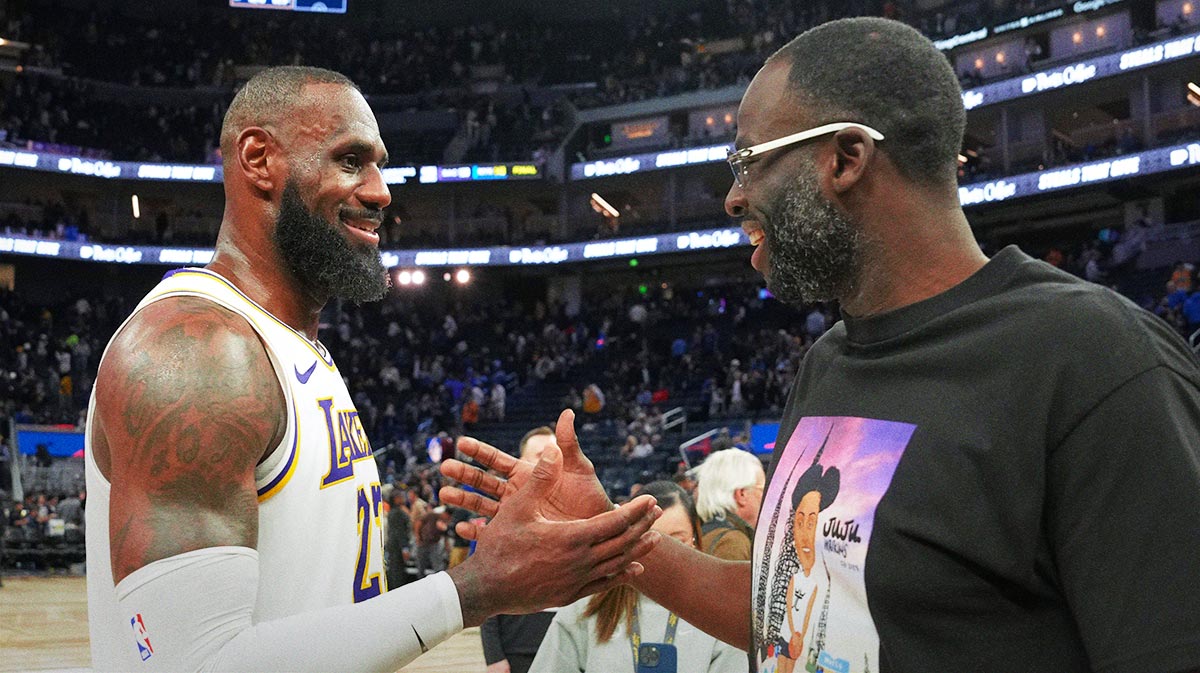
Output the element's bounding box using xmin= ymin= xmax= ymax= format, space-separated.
xmin=131 ymin=194 xmax=140 ymax=219
xmin=394 ymin=269 xmax=427 ymax=287
xmin=455 ymin=269 xmax=471 ymax=285
xmin=590 ymin=193 xmax=620 ymax=218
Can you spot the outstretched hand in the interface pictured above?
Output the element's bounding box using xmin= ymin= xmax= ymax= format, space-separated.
xmin=447 ymin=438 xmax=661 ymax=626
xmin=440 ymin=409 xmax=614 ymax=541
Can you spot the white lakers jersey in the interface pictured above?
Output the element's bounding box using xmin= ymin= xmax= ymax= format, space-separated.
xmin=85 ymin=268 xmax=386 ymax=670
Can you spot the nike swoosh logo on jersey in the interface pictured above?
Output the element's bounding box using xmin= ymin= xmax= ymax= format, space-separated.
xmin=294 ymin=361 xmax=317 ymax=384
xmin=412 ymin=625 xmax=429 ymax=654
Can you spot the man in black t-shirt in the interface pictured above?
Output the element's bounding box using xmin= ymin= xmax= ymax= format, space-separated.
xmin=441 ymin=17 xmax=1200 ymax=673
xmin=479 ymin=427 xmax=559 ymax=673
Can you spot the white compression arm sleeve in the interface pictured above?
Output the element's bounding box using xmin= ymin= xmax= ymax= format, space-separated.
xmin=113 ymin=546 xmax=463 ymax=673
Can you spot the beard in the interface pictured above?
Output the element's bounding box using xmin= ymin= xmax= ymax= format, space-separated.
xmin=273 ymin=180 xmax=389 ymax=303
xmin=760 ymin=157 xmax=864 ymax=308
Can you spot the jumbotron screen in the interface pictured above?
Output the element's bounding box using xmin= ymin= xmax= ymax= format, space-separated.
xmin=228 ymin=0 xmax=348 ymax=14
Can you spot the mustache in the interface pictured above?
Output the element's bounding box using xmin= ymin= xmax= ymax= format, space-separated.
xmin=339 ymin=206 xmax=384 ymax=224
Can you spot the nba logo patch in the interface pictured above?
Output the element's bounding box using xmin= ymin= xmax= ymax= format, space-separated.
xmin=130 ymin=613 xmax=154 ymax=661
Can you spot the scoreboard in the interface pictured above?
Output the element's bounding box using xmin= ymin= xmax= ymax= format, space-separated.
xmin=228 ymin=0 xmax=348 ymax=14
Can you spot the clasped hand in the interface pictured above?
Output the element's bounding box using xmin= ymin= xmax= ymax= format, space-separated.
xmin=443 ymin=410 xmax=662 ymax=621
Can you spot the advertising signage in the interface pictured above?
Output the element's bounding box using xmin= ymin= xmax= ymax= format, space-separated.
xmin=7 ymin=142 xmax=1200 ymax=267
xmin=0 ymin=149 xmax=541 ymax=185
xmin=960 ymin=30 xmax=1200 ymax=110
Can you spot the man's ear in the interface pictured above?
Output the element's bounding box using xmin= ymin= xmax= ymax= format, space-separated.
xmin=829 ymin=126 xmax=878 ymax=195
xmin=236 ymin=127 xmax=279 ymax=193
xmin=733 ymin=487 xmax=749 ymax=508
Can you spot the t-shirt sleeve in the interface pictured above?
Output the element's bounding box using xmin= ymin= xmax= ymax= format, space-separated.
xmin=1048 ymin=365 xmax=1200 ymax=673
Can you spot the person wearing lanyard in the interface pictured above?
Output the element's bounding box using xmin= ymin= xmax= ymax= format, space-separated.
xmin=529 ymin=482 xmax=748 ymax=673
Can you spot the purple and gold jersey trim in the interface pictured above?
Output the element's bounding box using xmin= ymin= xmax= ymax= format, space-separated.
xmin=257 ymin=398 xmax=301 ymax=502
xmin=161 ymin=268 xmax=336 ymax=370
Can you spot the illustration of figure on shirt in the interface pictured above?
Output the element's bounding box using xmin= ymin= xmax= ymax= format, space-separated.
xmin=767 ymin=431 xmax=840 ymax=673
xmin=754 ymin=417 xmax=915 ymax=673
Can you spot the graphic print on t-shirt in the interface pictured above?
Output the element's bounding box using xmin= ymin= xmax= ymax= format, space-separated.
xmin=753 ymin=416 xmax=915 ymax=673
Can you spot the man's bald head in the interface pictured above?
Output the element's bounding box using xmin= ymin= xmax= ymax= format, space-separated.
xmin=220 ymin=66 xmax=359 ymax=170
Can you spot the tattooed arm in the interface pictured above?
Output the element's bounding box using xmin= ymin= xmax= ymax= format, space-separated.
xmin=91 ymin=297 xmax=285 ymax=584
xmin=87 ymin=297 xmax=662 ymax=673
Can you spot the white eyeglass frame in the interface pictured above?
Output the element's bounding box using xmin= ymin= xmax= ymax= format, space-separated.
xmin=726 ymin=122 xmax=885 ymax=187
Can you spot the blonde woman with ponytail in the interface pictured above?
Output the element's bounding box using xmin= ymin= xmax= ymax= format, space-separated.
xmin=529 ymin=481 xmax=747 ymax=673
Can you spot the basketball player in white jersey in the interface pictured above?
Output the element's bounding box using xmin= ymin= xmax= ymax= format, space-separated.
xmin=84 ymin=66 xmax=662 ymax=672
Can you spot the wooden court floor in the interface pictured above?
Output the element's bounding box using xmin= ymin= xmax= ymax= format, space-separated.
xmin=0 ymin=575 xmax=488 ymax=672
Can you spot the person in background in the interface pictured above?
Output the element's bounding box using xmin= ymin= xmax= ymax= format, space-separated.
xmin=416 ymin=505 xmax=449 ymax=578
xmin=447 ymin=506 xmax=472 ymax=569
xmin=84 ymin=65 xmax=663 ymax=673
xmin=528 ymin=481 xmax=746 ymax=673
xmin=693 ymin=449 xmax=765 ymax=561
xmin=442 ymin=17 xmax=1200 ymax=672
xmin=385 ymin=488 xmax=412 ymax=589
xmin=0 ymin=434 xmax=11 ymax=494
xmin=481 ymin=427 xmax=559 ymax=673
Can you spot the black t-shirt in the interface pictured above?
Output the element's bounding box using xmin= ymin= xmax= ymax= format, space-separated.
xmin=751 ymin=246 xmax=1200 ymax=673
xmin=449 ymin=507 xmax=473 ymax=548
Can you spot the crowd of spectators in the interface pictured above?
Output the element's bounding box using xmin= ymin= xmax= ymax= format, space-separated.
xmin=0 ymin=287 xmax=122 ymax=429
xmin=960 ymin=125 xmax=1148 ymax=183
xmin=0 ymin=74 xmax=225 ymax=163
xmin=315 ymin=279 xmax=814 ymax=474
xmin=1158 ymin=260 xmax=1200 ymax=337
xmin=0 ymin=489 xmax=83 ymax=578
xmin=7 ymin=212 xmax=1197 ymax=485
xmin=0 ymin=269 xmax=821 ymax=484
xmin=1 ymin=200 xmax=94 ymax=243
xmin=1015 ymin=212 xmax=1200 ymax=341
xmin=3 ymin=218 xmax=1199 ymax=573
xmin=1 ymin=0 xmax=1083 ymax=166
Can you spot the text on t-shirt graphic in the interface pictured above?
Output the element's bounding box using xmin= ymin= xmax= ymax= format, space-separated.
xmin=753 ymin=416 xmax=914 ymax=673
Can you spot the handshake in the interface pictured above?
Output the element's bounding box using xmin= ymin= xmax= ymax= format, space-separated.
xmin=440 ymin=409 xmax=664 ymax=627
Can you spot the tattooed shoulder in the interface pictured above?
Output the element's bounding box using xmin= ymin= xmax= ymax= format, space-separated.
xmin=96 ymin=297 xmax=287 ymax=582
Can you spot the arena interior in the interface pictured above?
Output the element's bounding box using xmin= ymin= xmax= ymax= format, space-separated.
xmin=1 ymin=0 xmax=1199 ymax=670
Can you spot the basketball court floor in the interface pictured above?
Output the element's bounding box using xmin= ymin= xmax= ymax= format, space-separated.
xmin=0 ymin=576 xmax=488 ymax=672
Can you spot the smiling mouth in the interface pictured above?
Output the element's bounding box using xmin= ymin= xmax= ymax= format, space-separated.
xmin=742 ymin=224 xmax=765 ymax=246
xmin=341 ymin=216 xmax=380 ymax=232
xmin=339 ymin=215 xmax=382 ymax=247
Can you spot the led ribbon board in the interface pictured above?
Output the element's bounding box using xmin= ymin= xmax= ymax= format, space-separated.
xmin=6 ymin=142 xmax=1200 ymax=266
xmin=228 ymin=0 xmax=348 ymax=14
xmin=0 ymin=151 xmax=540 ymax=185
xmin=961 ymin=30 xmax=1200 ymax=110
xmin=568 ymin=30 xmax=1200 ymax=179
